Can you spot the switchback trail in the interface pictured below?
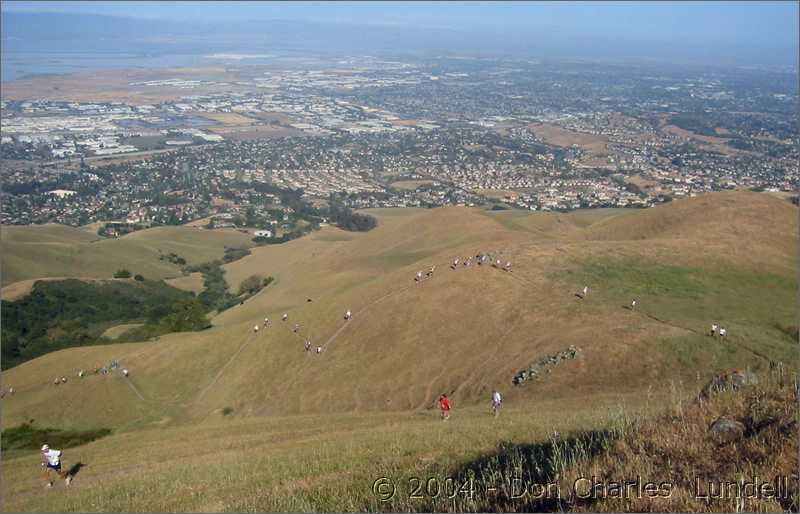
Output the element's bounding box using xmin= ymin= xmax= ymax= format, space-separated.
xmin=194 ymin=331 xmax=255 ymax=403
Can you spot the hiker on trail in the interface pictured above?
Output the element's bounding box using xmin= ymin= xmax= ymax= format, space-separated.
xmin=78 ymin=370 xmax=84 ymax=378
xmin=316 ymin=346 xmax=322 ymax=354
xmin=60 ymin=377 xmax=67 ymax=384
xmin=416 ymin=271 xmax=423 ymax=282
xmin=254 ymin=325 xmax=260 ymax=333
xmin=504 ymin=261 xmax=512 ymax=271
xmin=282 ymin=313 xmax=288 ymax=321
xmin=305 ymin=341 xmax=311 ymax=352
xmin=710 ymin=323 xmax=718 ymax=337
xmin=582 ymin=286 xmax=589 ymax=297
xmin=41 ymin=444 xmax=71 ymax=487
xmin=719 ymin=327 xmax=727 ymax=339
xmin=452 ymin=258 xmax=459 ymax=269
xmin=439 ymin=394 xmax=451 ymax=421
xmin=630 ymin=299 xmax=637 ymax=310
xmin=495 ymin=259 xmax=502 ymax=268
xmin=293 ymin=323 xmax=300 ymax=333
xmin=8 ymin=387 xmax=13 ymax=395
xmin=491 ymin=390 xmax=503 ymax=417
xmin=54 ymin=378 xmax=60 ymax=386
xmin=264 ymin=317 xmax=270 ymax=327
xmin=344 ymin=310 xmax=352 ymax=320
xmin=123 ymin=369 xmax=129 ymax=377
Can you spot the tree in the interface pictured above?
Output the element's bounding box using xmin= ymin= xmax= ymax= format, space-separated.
xmin=160 ymin=299 xmax=209 ymax=332
xmin=239 ymin=274 xmax=264 ymax=296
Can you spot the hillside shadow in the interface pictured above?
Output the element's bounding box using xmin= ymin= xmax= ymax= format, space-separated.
xmin=422 ymin=429 xmax=617 ymax=512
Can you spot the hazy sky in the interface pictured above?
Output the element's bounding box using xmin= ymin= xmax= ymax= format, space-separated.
xmin=3 ymin=1 xmax=798 ymax=67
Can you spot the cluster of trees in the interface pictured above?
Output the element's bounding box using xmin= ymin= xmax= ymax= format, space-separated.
xmin=183 ymin=246 xmax=269 ymax=313
xmin=238 ymin=275 xmax=274 ymax=296
xmin=252 ymin=222 xmax=317 ymax=246
xmin=1 ymin=279 xmax=201 ymax=369
xmin=327 ymin=195 xmax=377 ymax=232
xmin=159 ymin=252 xmax=187 ymax=266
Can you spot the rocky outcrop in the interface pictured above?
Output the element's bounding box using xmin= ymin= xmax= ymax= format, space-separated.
xmin=512 ymin=345 xmax=581 ymax=386
xmin=709 ymin=416 xmax=746 ymax=443
xmin=699 ymin=369 xmax=758 ymax=399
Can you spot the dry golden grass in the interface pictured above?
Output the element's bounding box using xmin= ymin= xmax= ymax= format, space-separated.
xmin=528 ymin=123 xmax=609 ymax=155
xmin=1 ymin=192 xmax=796 ymax=512
xmin=101 ymin=323 xmax=145 ymax=340
xmin=1 ymin=67 xmax=247 ymax=104
xmin=197 ymin=112 xmax=256 ymax=126
xmin=164 ymin=272 xmax=206 ymax=294
xmin=1 ymin=225 xmax=251 ymax=286
xmin=390 ymin=180 xmax=436 ymax=190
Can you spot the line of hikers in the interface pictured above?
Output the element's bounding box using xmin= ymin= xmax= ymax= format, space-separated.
xmin=438 ymin=390 xmax=503 ymax=421
xmin=51 ymin=360 xmax=129 ymax=386
xmin=710 ymin=323 xmax=729 ymax=339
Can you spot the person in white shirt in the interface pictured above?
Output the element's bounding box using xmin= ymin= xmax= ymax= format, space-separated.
xmin=415 ymin=271 xmax=423 ymax=282
xmin=491 ymin=390 xmax=503 ymax=416
xmin=710 ymin=323 xmax=718 ymax=337
xmin=282 ymin=313 xmax=288 ymax=321
xmin=582 ymin=286 xmax=589 ymax=297
xmin=123 ymin=369 xmax=129 ymax=377
xmin=630 ymin=299 xmax=637 ymax=310
xmin=344 ymin=310 xmax=352 ymax=320
xmin=253 ymin=325 xmax=259 ymax=333
xmin=263 ymin=317 xmax=270 ymax=327
xmin=41 ymin=444 xmax=71 ymax=487
xmin=719 ymin=327 xmax=727 ymax=339
xmin=316 ymin=346 xmax=322 ymax=354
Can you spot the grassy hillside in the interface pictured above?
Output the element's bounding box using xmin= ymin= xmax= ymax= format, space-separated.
xmin=1 ymin=225 xmax=252 ymax=287
xmin=1 ymin=191 xmax=796 ymax=512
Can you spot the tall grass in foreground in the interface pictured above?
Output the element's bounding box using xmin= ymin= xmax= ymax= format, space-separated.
xmin=3 ymin=371 xmax=795 ymax=512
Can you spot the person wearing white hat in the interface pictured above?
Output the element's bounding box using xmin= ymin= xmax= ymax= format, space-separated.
xmin=41 ymin=444 xmax=71 ymax=487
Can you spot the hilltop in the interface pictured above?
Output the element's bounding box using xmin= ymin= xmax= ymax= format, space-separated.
xmin=1 ymin=191 xmax=797 ymax=511
xmin=0 ymin=224 xmax=252 ymax=288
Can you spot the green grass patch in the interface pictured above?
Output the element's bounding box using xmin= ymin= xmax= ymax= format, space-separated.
xmin=579 ymin=256 xmax=796 ymax=322
xmin=578 ymin=256 xmax=798 ymax=367
xmin=2 ymin=423 xmax=111 ymax=454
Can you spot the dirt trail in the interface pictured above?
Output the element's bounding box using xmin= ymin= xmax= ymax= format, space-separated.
xmin=194 ymin=330 xmax=254 ymax=403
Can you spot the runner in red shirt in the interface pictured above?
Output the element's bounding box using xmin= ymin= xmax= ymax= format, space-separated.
xmin=439 ymin=394 xmax=451 ymax=421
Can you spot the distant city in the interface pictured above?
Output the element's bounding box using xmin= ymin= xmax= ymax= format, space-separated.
xmin=2 ymin=56 xmax=797 ymax=230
